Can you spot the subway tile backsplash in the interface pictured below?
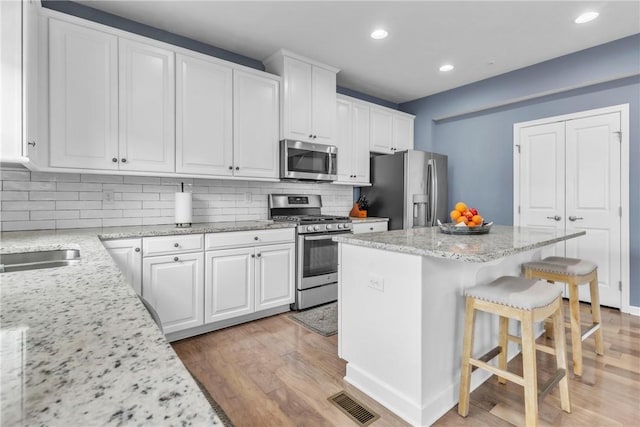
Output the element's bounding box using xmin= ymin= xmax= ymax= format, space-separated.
xmin=0 ymin=170 xmax=354 ymax=232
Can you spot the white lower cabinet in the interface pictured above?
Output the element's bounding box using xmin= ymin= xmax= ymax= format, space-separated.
xmin=205 ymin=242 xmax=295 ymax=323
xmin=142 ymin=252 xmax=204 ymax=334
xmin=103 ymin=238 xmax=142 ymax=295
xmin=204 ymin=247 xmax=254 ymax=323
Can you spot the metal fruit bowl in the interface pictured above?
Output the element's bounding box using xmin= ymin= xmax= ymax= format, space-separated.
xmin=437 ymin=220 xmax=493 ymax=235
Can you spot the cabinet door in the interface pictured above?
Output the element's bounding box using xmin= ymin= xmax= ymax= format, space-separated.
xmin=49 ymin=19 xmax=118 ymax=170
xmin=352 ymin=101 xmax=371 ymax=183
xmin=143 ymin=252 xmax=204 ymax=334
xmin=255 ymin=243 xmax=295 ymax=311
xmin=205 ymin=247 xmax=254 ymax=323
xmin=311 ymin=65 xmax=336 ymax=144
xmin=176 ymin=53 xmax=233 ymax=176
xmin=393 ymin=114 xmax=414 ymax=151
xmin=335 ymin=98 xmax=353 ymax=182
xmin=103 ymin=238 xmax=142 ymax=295
xmin=233 ymin=70 xmax=279 ymax=178
xmin=119 ymin=39 xmax=175 ymax=172
xmin=369 ymin=107 xmax=393 ymax=154
xmin=282 ymin=56 xmax=312 ymax=141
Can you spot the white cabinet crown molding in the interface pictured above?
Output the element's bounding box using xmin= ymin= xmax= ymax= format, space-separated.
xmin=263 ymin=48 xmax=340 ymax=74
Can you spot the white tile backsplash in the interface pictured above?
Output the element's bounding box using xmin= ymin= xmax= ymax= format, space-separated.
xmin=0 ymin=170 xmax=355 ymax=231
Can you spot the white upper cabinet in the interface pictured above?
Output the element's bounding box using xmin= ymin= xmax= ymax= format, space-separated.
xmin=264 ymin=50 xmax=339 ymax=145
xmin=233 ymin=69 xmax=280 ymax=179
xmin=49 ymin=19 xmax=119 ymax=170
xmin=335 ymin=95 xmax=370 ymax=184
xmin=119 ymin=39 xmax=175 ymax=173
xmin=176 ymin=53 xmax=233 ymax=176
xmin=370 ymin=105 xmax=415 ymax=154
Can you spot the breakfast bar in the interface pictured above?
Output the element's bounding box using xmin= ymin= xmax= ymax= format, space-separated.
xmin=334 ymin=225 xmax=585 ymax=426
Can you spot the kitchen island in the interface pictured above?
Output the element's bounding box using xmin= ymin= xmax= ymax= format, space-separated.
xmin=334 ymin=225 xmax=585 ymax=427
xmin=0 ymin=221 xmax=294 ymax=426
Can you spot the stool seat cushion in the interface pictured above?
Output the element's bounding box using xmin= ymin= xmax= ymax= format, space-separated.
xmin=523 ymin=256 xmax=597 ymax=276
xmin=465 ymin=276 xmax=563 ymax=310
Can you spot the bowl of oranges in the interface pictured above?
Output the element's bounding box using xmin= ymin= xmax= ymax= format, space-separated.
xmin=438 ymin=202 xmax=493 ymax=235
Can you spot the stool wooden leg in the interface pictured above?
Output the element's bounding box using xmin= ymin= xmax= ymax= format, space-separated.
xmin=458 ymin=297 xmax=476 ymax=417
xmin=553 ymin=302 xmax=571 ymax=413
xmin=589 ymin=272 xmax=605 ymax=356
xmin=521 ymin=310 xmax=539 ymax=427
xmin=568 ymin=283 xmax=583 ymax=376
xmin=498 ymin=315 xmax=508 ymax=384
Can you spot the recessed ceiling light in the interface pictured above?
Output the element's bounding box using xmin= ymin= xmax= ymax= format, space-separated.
xmin=370 ymin=29 xmax=388 ymax=40
xmin=439 ymin=64 xmax=454 ymax=72
xmin=575 ymin=11 xmax=599 ymax=24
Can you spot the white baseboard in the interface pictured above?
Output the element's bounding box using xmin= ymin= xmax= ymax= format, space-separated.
xmin=625 ymin=305 xmax=640 ymax=317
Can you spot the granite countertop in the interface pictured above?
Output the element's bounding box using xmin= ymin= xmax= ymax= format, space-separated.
xmin=0 ymin=220 xmax=295 ymax=426
xmin=333 ymin=225 xmax=586 ymax=263
xmin=349 ymin=217 xmax=389 ymax=223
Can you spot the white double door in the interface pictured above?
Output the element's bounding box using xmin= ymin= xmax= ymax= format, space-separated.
xmin=516 ymin=109 xmax=622 ymax=308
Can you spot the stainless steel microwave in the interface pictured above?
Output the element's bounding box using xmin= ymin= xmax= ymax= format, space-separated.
xmin=280 ymin=140 xmax=337 ymax=182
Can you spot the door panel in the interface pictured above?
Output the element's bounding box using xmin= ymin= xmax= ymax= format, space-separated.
xmin=283 ymin=56 xmax=312 ymax=141
xmin=205 ymin=248 xmax=254 ymax=323
xmin=311 ymin=65 xmax=336 ymax=144
xmin=255 ymin=243 xmax=295 ymax=311
xmin=565 ymin=112 xmax=621 ymax=307
xmin=176 ymin=53 xmax=233 ymax=175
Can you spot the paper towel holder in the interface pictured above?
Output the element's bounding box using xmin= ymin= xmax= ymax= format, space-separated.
xmin=175 ymin=182 xmax=192 ymax=228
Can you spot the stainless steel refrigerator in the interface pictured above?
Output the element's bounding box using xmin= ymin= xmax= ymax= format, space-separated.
xmin=362 ymin=150 xmax=448 ymax=230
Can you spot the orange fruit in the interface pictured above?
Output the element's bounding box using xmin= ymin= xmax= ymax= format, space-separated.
xmin=455 ymin=202 xmax=467 ymax=213
xmin=472 ymin=215 xmax=483 ymax=225
xmin=467 ymin=221 xmax=477 ymax=228
xmin=450 ymin=210 xmax=461 ymax=221
xmin=456 ymin=216 xmax=468 ymax=224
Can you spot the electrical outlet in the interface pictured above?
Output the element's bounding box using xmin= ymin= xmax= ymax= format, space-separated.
xmin=368 ymin=274 xmax=384 ymax=292
xmin=103 ymin=190 xmax=114 ymax=203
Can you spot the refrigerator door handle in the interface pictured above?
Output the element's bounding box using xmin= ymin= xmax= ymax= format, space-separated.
xmin=428 ymin=159 xmax=437 ymax=226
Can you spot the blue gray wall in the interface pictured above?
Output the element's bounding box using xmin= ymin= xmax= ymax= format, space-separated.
xmin=401 ymin=34 xmax=640 ymax=307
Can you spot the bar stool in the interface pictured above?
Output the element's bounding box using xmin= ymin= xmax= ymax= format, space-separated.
xmin=522 ymin=256 xmax=604 ymax=376
xmin=458 ymin=276 xmax=571 ymax=427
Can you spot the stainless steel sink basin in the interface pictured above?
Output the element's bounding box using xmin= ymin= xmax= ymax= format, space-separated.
xmin=0 ymin=249 xmax=81 ymax=273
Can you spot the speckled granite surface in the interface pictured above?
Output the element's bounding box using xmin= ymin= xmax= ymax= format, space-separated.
xmin=333 ymin=225 xmax=586 ymax=263
xmin=0 ymin=221 xmax=294 ymax=426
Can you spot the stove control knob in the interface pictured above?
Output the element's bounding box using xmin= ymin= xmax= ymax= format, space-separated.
xmin=307 ymin=226 xmax=314 ymax=232
xmin=313 ymin=225 xmax=320 ymax=231
xmin=337 ymin=223 xmax=343 ymax=229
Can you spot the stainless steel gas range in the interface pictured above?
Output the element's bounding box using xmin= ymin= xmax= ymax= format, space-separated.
xmin=269 ymin=194 xmax=352 ymax=310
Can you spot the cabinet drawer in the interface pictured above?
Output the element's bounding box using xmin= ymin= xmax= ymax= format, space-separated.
xmin=206 ymin=228 xmax=295 ymax=250
xmin=143 ymin=234 xmax=204 ymax=256
xmin=352 ymin=221 xmax=388 ymax=234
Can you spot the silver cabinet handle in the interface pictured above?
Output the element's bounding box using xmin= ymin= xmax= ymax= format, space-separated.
xmin=568 ymin=216 xmax=584 ymax=222
xmin=173 ymin=257 xmax=179 ymax=262
xmin=228 ymin=166 xmax=233 ymax=170
xmin=27 ymin=141 xmax=36 ymax=147
xmin=254 ymin=236 xmax=259 ymax=241
xmin=121 ymin=158 xmax=127 ymax=163
xmin=134 ymin=247 xmax=140 ymax=252
xmin=257 ymin=253 xmax=262 ymax=258
xmin=546 ymin=215 xmax=561 ymax=221
xmin=251 ymin=254 xmax=255 ymax=258
xmin=112 ymin=158 xmax=118 ymax=163
xmin=174 ymin=243 xmax=179 ymax=247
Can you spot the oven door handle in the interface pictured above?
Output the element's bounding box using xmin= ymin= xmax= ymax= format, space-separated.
xmin=302 ymin=232 xmax=351 ymax=241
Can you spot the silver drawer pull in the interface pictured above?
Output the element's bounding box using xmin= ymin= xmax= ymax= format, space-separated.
xmin=546 ymin=215 xmax=561 ymax=221
xmin=135 ymin=248 xmax=140 ymax=252
xmin=174 ymin=243 xmax=179 ymax=247
xmin=568 ymin=216 xmax=584 ymax=222
xmin=173 ymin=257 xmax=179 ymax=262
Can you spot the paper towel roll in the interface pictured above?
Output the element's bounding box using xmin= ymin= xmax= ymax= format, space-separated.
xmin=175 ymin=192 xmax=192 ymax=227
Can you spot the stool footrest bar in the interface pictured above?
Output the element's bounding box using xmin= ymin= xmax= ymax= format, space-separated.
xmin=538 ymin=369 xmax=566 ymax=403
xmin=469 ymin=358 xmax=524 ymax=386
xmin=581 ymin=322 xmax=601 ymax=341
xmin=471 ymin=346 xmax=502 ymax=373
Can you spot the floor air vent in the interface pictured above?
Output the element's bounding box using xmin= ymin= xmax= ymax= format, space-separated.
xmin=328 ymin=391 xmax=380 ymax=426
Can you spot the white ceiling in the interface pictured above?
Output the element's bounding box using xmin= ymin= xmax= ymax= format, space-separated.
xmin=75 ymin=1 xmax=640 ymax=104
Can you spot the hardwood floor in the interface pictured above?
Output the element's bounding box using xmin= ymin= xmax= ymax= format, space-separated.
xmin=172 ymin=303 xmax=640 ymax=426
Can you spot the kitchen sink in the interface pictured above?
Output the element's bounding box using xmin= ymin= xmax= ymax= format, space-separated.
xmin=0 ymin=249 xmax=81 ymax=273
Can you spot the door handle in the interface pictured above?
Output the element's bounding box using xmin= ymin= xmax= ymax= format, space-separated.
xmin=546 ymin=215 xmax=561 ymax=221
xmin=568 ymin=216 xmax=584 ymax=222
